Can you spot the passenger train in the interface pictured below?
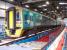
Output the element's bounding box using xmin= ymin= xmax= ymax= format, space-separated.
xmin=5 ymin=6 xmax=61 ymax=38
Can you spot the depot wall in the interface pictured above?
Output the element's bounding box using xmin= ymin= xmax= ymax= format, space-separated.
xmin=64 ymin=18 xmax=67 ymax=26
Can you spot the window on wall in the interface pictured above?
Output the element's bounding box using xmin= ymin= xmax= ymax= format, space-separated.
xmin=0 ymin=9 xmax=5 ymax=17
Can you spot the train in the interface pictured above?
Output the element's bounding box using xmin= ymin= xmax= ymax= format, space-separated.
xmin=4 ymin=6 xmax=61 ymax=38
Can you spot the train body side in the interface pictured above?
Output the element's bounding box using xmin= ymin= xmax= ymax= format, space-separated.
xmin=5 ymin=7 xmax=61 ymax=38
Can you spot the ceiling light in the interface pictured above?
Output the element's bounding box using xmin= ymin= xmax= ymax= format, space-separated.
xmin=40 ymin=12 xmax=43 ymax=13
xmin=7 ymin=0 xmax=14 ymax=2
xmin=59 ymin=2 xmax=67 ymax=5
xmin=46 ymin=1 xmax=50 ymax=5
xmin=10 ymin=0 xmax=14 ymax=1
xmin=42 ymin=4 xmax=47 ymax=6
xmin=34 ymin=9 xmax=38 ymax=11
xmin=51 ymin=11 xmax=54 ymax=12
xmin=43 ymin=9 xmax=47 ymax=11
xmin=25 ymin=5 xmax=29 ymax=8
xmin=38 ymin=6 xmax=42 ymax=8
xmin=38 ymin=4 xmax=47 ymax=7
xmin=56 ymin=6 xmax=59 ymax=9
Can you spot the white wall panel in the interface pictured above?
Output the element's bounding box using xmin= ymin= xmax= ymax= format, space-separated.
xmin=0 ymin=1 xmax=14 ymax=17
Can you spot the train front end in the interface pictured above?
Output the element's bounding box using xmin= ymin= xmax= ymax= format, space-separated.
xmin=5 ymin=7 xmax=24 ymax=38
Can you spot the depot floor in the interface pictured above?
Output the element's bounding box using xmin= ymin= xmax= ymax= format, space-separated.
xmin=63 ymin=27 xmax=67 ymax=50
xmin=0 ymin=19 xmax=66 ymax=50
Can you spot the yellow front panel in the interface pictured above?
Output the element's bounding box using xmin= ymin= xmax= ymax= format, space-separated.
xmin=9 ymin=11 xmax=14 ymax=29
xmin=5 ymin=29 xmax=24 ymax=37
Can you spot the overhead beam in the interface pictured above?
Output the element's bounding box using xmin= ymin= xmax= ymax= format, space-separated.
xmin=0 ymin=8 xmax=6 ymax=10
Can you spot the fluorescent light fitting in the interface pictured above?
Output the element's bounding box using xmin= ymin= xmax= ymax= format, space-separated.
xmin=43 ymin=9 xmax=47 ymax=11
xmin=59 ymin=2 xmax=67 ymax=5
xmin=38 ymin=6 xmax=42 ymax=7
xmin=34 ymin=9 xmax=38 ymax=11
xmin=51 ymin=11 xmax=54 ymax=12
xmin=42 ymin=4 xmax=47 ymax=6
xmin=10 ymin=0 xmax=13 ymax=1
xmin=38 ymin=4 xmax=47 ymax=8
xmin=25 ymin=5 xmax=29 ymax=8
xmin=46 ymin=1 xmax=50 ymax=5
xmin=8 ymin=0 xmax=13 ymax=2
xmin=56 ymin=6 xmax=59 ymax=9
xmin=40 ymin=12 xmax=43 ymax=13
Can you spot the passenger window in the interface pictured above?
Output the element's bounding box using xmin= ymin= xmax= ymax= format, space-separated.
xmin=16 ymin=12 xmax=20 ymax=21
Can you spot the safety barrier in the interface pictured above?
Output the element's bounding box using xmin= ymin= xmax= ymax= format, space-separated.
xmin=42 ymin=26 xmax=64 ymax=50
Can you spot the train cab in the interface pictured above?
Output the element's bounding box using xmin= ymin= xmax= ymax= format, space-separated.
xmin=5 ymin=7 xmax=24 ymax=38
